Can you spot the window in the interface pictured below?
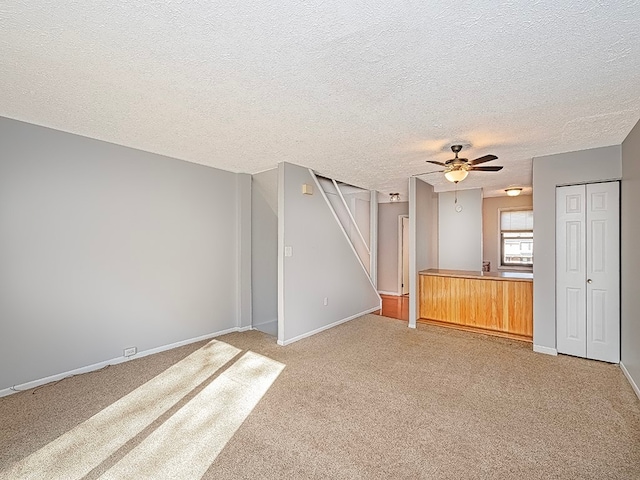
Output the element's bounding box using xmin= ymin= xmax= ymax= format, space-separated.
xmin=500 ymin=209 xmax=533 ymax=267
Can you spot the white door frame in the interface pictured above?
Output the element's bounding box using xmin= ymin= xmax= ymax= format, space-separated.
xmin=398 ymin=215 xmax=409 ymax=295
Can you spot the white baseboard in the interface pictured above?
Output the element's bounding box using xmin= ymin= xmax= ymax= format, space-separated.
xmin=277 ymin=306 xmax=380 ymax=346
xmin=252 ymin=320 xmax=277 ymax=336
xmin=252 ymin=319 xmax=277 ymax=329
xmin=620 ymin=362 xmax=640 ymax=401
xmin=378 ymin=290 xmax=401 ymax=296
xmin=237 ymin=325 xmax=253 ymax=332
xmin=533 ymin=344 xmax=558 ymax=356
xmin=0 ymin=326 xmax=243 ymax=398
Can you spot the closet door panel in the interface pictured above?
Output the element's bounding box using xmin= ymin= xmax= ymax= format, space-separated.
xmin=586 ymin=182 xmax=620 ymax=363
xmin=556 ymin=185 xmax=587 ymax=358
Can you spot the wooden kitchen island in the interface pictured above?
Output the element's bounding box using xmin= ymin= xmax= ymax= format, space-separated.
xmin=418 ymin=269 xmax=533 ymax=342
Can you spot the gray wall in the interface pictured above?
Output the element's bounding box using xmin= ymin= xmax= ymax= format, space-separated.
xmin=482 ymin=195 xmax=533 ymax=272
xmin=438 ymin=189 xmax=483 ymax=271
xmin=278 ymin=162 xmax=380 ymax=345
xmin=251 ymin=169 xmax=278 ymax=334
xmin=0 ymin=117 xmax=247 ymax=391
xmin=409 ymin=177 xmax=438 ymax=327
xmin=377 ymin=201 xmax=409 ymax=294
xmin=532 ymin=145 xmax=621 ymax=352
xmin=621 ymin=119 xmax=640 ymax=394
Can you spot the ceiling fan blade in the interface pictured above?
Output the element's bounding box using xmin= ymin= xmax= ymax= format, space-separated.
xmin=412 ymin=170 xmax=445 ymax=176
xmin=426 ymin=160 xmax=447 ymax=166
xmin=469 ymin=165 xmax=503 ymax=172
xmin=470 ymin=154 xmax=498 ymax=165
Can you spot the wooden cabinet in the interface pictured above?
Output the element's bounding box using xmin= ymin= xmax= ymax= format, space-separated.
xmin=419 ymin=269 xmax=533 ymax=342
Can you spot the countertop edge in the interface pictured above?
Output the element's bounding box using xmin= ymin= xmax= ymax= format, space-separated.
xmin=418 ymin=269 xmax=533 ymax=282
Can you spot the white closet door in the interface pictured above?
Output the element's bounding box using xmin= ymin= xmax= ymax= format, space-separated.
xmin=586 ymin=182 xmax=620 ymax=363
xmin=556 ymin=185 xmax=587 ymax=358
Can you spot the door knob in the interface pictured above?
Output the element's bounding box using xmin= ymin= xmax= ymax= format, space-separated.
xmin=587 ymin=279 xmax=593 ymax=284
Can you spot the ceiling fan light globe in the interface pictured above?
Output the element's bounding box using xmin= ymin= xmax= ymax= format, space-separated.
xmin=444 ymin=169 xmax=468 ymax=183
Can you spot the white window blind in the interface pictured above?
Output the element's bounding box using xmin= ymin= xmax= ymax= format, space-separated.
xmin=501 ymin=210 xmax=533 ymax=231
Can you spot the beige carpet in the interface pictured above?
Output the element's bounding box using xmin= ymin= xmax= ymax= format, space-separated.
xmin=1 ymin=315 xmax=639 ymax=479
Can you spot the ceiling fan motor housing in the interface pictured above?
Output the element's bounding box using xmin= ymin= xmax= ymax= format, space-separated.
xmin=446 ymin=145 xmax=468 ymax=165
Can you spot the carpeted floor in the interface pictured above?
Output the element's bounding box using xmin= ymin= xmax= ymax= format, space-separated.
xmin=1 ymin=314 xmax=639 ymax=479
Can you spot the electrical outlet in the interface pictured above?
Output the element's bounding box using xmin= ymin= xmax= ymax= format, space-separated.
xmin=123 ymin=347 xmax=137 ymax=357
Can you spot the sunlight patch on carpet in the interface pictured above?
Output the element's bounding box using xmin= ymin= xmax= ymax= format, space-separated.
xmin=0 ymin=340 xmax=240 ymax=480
xmin=99 ymin=351 xmax=285 ymax=480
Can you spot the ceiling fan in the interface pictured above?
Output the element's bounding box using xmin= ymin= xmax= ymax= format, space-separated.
xmin=415 ymin=145 xmax=503 ymax=183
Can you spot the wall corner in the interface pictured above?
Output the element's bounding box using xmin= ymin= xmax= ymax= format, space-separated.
xmin=236 ymin=173 xmax=252 ymax=329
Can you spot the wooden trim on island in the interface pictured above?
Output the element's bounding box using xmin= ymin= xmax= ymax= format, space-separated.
xmin=418 ymin=269 xmax=533 ymax=342
xmin=419 ymin=268 xmax=533 ymax=282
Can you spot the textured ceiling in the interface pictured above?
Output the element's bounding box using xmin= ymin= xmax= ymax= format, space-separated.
xmin=2 ymin=1 xmax=639 ymax=200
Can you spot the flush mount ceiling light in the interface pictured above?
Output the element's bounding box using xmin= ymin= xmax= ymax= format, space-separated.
xmin=505 ymin=186 xmax=523 ymax=196
xmin=389 ymin=193 xmax=401 ymax=202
